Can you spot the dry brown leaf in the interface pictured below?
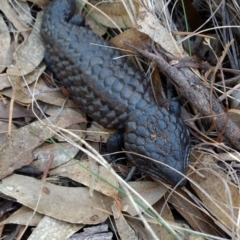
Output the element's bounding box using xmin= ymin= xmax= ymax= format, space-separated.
xmin=229 ymin=110 xmax=240 ymax=128
xmin=56 ymin=124 xmax=87 ymax=143
xmin=0 ymin=121 xmax=17 ymax=147
xmin=112 ymin=202 xmax=139 ymax=240
xmin=7 ymin=11 xmax=45 ymax=76
xmin=69 ymin=224 xmax=113 ymax=240
xmin=21 ymin=0 xmax=49 ymax=5
xmin=88 ymin=143 xmax=102 ymax=197
xmin=45 ymin=104 xmax=82 ymax=116
xmin=190 ymin=154 xmax=240 ymax=232
xmin=85 ymin=121 xmax=113 ymax=143
xmin=20 ymin=62 xmax=46 ymax=87
xmin=0 ymin=74 xmax=11 ymax=90
xmin=32 ymin=142 xmax=80 ymax=172
xmin=13 ymin=1 xmax=33 ymax=25
xmin=0 ymin=174 xmax=112 ymax=224
xmin=50 ymin=154 xmax=119 ymax=197
xmin=153 ymin=198 xmax=175 ymax=222
xmin=149 ymin=219 xmax=202 ymax=240
xmin=0 ymin=206 xmax=43 ymax=226
xmin=126 ymin=212 xmax=191 ymax=240
xmin=44 ymin=106 xmax=87 ymax=142
xmin=137 ymin=198 xmax=198 ymax=239
xmin=0 ymin=63 xmax=46 ymax=91
xmin=137 ymin=7 xmax=187 ymax=58
xmin=88 ymin=2 xmax=139 ymax=29
xmin=1 ymin=78 xmax=35 ymax=105
xmin=168 ymin=190 xmax=218 ymax=235
xmin=0 ymin=108 xmax=84 ymax=179
xmin=1 ymin=78 xmax=77 ymax=107
xmin=151 ymin=68 xmax=164 ymax=103
xmin=28 ymin=216 xmax=83 ymax=240
xmin=119 ymin=181 xmax=168 ymax=216
xmin=150 ymin=199 xmax=176 ymax=240
xmin=0 ymin=0 xmax=30 ymax=40
xmin=31 ymin=79 xmax=78 ymax=107
xmin=0 ymin=99 xmax=40 ymax=119
xmin=0 ymin=14 xmax=11 ymax=73
xmin=109 ymin=28 xmax=150 ymax=54
xmin=127 ymin=217 xmax=177 ymax=240
xmin=230 ymin=86 xmax=240 ymax=108
xmin=127 ymin=219 xmax=152 ymax=240
xmin=85 ymin=16 xmax=107 ymax=36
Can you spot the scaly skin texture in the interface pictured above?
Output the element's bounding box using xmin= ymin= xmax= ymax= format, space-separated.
xmin=40 ymin=0 xmax=191 ymax=186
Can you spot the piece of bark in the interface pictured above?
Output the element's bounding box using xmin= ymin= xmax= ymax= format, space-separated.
xmin=123 ymin=42 xmax=240 ymax=151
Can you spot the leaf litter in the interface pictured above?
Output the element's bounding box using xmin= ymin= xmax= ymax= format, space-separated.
xmin=0 ymin=206 xmax=43 ymax=226
xmin=0 ymin=108 xmax=84 ymax=179
xmin=0 ymin=0 xmax=239 ymax=239
xmin=28 ymin=216 xmax=83 ymax=240
xmin=0 ymin=12 xmax=11 ymax=73
xmin=0 ymin=174 xmax=113 ymax=224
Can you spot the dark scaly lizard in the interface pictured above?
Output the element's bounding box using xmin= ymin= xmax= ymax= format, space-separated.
xmin=40 ymin=0 xmax=191 ymax=187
